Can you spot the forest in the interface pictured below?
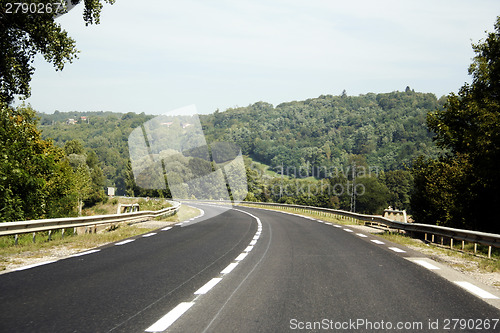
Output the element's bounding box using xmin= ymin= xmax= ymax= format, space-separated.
xmin=29 ymin=89 xmax=441 ymax=218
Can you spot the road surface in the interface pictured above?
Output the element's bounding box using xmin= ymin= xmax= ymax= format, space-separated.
xmin=1 ymin=204 xmax=499 ymax=332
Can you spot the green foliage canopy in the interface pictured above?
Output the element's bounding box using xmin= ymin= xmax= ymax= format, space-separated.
xmin=412 ymin=17 xmax=500 ymax=233
xmin=0 ymin=0 xmax=115 ymax=104
xmin=0 ymin=102 xmax=75 ymax=221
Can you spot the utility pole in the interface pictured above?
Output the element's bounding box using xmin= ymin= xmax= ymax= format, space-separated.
xmin=350 ymin=162 xmax=356 ymax=213
xmin=280 ymin=162 xmax=283 ymax=199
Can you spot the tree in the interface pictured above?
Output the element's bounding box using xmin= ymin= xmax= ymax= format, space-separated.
xmin=64 ymin=139 xmax=85 ymax=155
xmin=0 ymin=0 xmax=115 ymax=104
xmin=354 ymin=176 xmax=390 ymax=215
xmin=0 ymin=102 xmax=76 ymax=221
xmin=412 ymin=16 xmax=500 ymax=232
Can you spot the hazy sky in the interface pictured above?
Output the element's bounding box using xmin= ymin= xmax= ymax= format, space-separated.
xmin=22 ymin=0 xmax=500 ymax=114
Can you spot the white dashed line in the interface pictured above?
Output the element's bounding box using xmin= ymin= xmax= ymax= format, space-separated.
xmin=235 ymin=253 xmax=248 ymax=261
xmin=356 ymin=233 xmax=368 ymax=238
xmin=412 ymin=259 xmax=440 ymax=270
xmin=115 ymin=239 xmax=135 ymax=246
xmin=333 ymin=225 xmax=342 ymax=228
xmin=142 ymin=233 xmax=157 ymax=238
xmin=221 ymin=262 xmax=239 ymax=274
xmin=70 ymin=249 xmax=101 ymax=257
xmin=343 ymin=229 xmax=353 ymax=232
xmin=388 ymin=247 xmax=406 ymax=253
xmin=161 ymin=227 xmax=172 ymax=231
xmin=194 ymin=278 xmax=223 ymax=295
xmin=15 ymin=261 xmax=57 ymax=271
xmin=145 ymin=302 xmax=195 ymax=332
xmin=454 ymin=281 xmax=499 ymax=299
xmin=244 ymin=245 xmax=254 ymax=252
xmin=371 ymin=240 xmax=385 ymax=245
xmin=144 ymin=205 xmax=261 ymax=332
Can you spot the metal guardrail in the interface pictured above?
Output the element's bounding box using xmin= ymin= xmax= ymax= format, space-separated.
xmin=0 ymin=201 xmax=181 ymax=242
xmin=186 ymin=200 xmax=500 ymax=258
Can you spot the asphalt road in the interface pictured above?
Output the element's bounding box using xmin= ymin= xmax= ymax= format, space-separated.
xmin=1 ymin=204 xmax=499 ymax=333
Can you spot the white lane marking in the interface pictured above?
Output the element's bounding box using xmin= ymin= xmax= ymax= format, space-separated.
xmin=115 ymin=239 xmax=135 ymax=246
xmin=244 ymin=245 xmax=254 ymax=252
xmin=343 ymin=229 xmax=353 ymax=232
xmin=221 ymin=262 xmax=239 ymax=274
xmin=253 ymin=236 xmax=260 ymax=241
xmin=161 ymin=227 xmax=172 ymax=231
xmin=142 ymin=233 xmax=157 ymax=238
xmin=454 ymin=281 xmax=499 ymax=299
xmin=235 ymin=252 xmax=248 ymax=261
xmin=194 ymin=278 xmax=223 ymax=295
xmin=333 ymin=225 xmax=342 ymax=228
xmin=176 ymin=223 xmax=184 ymax=226
xmin=249 ymin=239 xmax=257 ymax=246
xmin=412 ymin=259 xmax=440 ymax=270
xmin=70 ymin=249 xmax=100 ymax=257
xmin=356 ymin=233 xmax=368 ymax=238
xmin=15 ymin=261 xmax=57 ymax=271
xmin=145 ymin=302 xmax=195 ymax=332
xmin=371 ymin=240 xmax=385 ymax=245
xmin=389 ymin=247 xmax=406 ymax=253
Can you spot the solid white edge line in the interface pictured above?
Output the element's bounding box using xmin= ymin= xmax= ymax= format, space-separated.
xmin=221 ymin=262 xmax=239 ymax=274
xmin=388 ymin=247 xmax=406 ymax=253
xmin=235 ymin=252 xmax=248 ymax=261
xmin=115 ymin=239 xmax=135 ymax=246
xmin=15 ymin=260 xmax=57 ymax=271
xmin=454 ymin=281 xmax=499 ymax=299
xmin=412 ymin=259 xmax=440 ymax=270
xmin=194 ymin=278 xmax=223 ymax=295
xmin=145 ymin=302 xmax=195 ymax=332
xmin=142 ymin=233 xmax=157 ymax=238
xmin=371 ymin=240 xmax=385 ymax=244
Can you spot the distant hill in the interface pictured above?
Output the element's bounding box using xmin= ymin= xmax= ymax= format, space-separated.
xmin=38 ymin=90 xmax=443 ymax=195
xmin=200 ymin=90 xmax=444 ymax=174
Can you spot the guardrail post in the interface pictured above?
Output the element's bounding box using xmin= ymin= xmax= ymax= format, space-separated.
xmin=488 ymin=246 xmax=492 ymax=258
xmin=450 ymin=238 xmax=453 ymax=249
xmin=48 ymin=230 xmax=52 ymax=241
xmin=474 ymin=243 xmax=477 ymax=253
xmin=462 ymin=240 xmax=464 ymax=251
xmin=14 ymin=234 xmax=18 ymax=245
xmin=61 ymin=228 xmax=65 ymax=239
xmin=32 ymin=232 xmax=36 ymax=243
xmin=431 ymin=234 xmax=435 ymax=243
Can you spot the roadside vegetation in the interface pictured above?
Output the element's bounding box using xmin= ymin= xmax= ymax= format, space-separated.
xmin=242 ymin=203 xmax=500 ymax=274
xmin=0 ymin=202 xmax=200 ymax=272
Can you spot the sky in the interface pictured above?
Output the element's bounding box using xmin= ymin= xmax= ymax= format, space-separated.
xmin=21 ymin=0 xmax=500 ymax=115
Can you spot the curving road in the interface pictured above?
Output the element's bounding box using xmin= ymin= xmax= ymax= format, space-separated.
xmin=1 ymin=204 xmax=499 ymax=332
